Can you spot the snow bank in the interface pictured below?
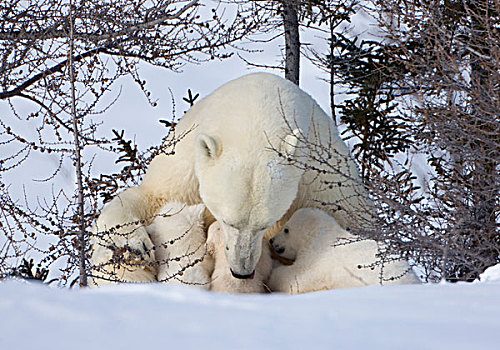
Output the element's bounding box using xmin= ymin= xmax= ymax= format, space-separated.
xmin=1 ymin=280 xmax=499 ymax=350
xmin=479 ymin=263 xmax=500 ymax=283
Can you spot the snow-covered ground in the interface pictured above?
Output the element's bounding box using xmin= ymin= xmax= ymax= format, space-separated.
xmin=2 ymin=266 xmax=499 ymax=350
xmin=1 ymin=5 xmax=498 ymax=349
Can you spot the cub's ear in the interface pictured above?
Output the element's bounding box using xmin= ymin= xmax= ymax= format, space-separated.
xmin=280 ymin=128 xmax=303 ymax=157
xmin=196 ymin=134 xmax=221 ymax=160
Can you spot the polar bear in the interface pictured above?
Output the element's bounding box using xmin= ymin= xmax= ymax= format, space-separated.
xmin=90 ymin=202 xmax=212 ymax=286
xmin=269 ymin=208 xmax=420 ymax=294
xmin=146 ymin=202 xmax=213 ymax=289
xmin=207 ymin=221 xmax=272 ymax=293
xmin=91 ymin=72 xmax=372 ymax=283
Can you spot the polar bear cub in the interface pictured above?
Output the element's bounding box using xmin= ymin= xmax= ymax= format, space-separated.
xmin=269 ymin=208 xmax=420 ymax=294
xmin=207 ymin=221 xmax=272 ymax=293
xmin=146 ymin=202 xmax=214 ymax=289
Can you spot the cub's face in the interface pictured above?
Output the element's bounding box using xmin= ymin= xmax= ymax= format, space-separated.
xmin=270 ymin=224 xmax=298 ymax=260
xmin=195 ymin=133 xmax=302 ymax=278
xmin=270 ymin=208 xmax=319 ymax=261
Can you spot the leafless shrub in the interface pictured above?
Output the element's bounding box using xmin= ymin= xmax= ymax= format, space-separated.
xmin=290 ymin=0 xmax=499 ymax=282
xmin=0 ymin=0 xmax=270 ymax=286
xmin=372 ymin=0 xmax=499 ymax=281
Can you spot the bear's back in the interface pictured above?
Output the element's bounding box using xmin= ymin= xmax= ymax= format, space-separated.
xmin=176 ymin=72 xmax=325 ymax=152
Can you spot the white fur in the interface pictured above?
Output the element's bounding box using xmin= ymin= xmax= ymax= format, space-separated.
xmin=147 ymin=202 xmax=213 ymax=289
xmin=269 ymin=208 xmax=420 ymax=294
xmin=207 ymin=221 xmax=272 ymax=293
xmin=92 ymin=73 xmax=371 ymax=283
xmin=90 ymin=187 xmax=157 ymax=285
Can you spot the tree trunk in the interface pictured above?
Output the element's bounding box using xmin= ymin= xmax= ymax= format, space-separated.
xmin=69 ymin=1 xmax=88 ymax=287
xmin=281 ymin=0 xmax=300 ymax=85
xmin=329 ymin=19 xmax=336 ymax=123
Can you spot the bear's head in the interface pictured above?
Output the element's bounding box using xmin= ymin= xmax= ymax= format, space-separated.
xmin=206 ymin=221 xmax=224 ymax=256
xmin=270 ymin=208 xmax=332 ymax=260
xmin=195 ymin=131 xmax=304 ymax=279
xmin=270 ymin=208 xmax=311 ymax=260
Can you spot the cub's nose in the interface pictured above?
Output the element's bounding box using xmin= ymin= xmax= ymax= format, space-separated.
xmin=275 ymin=247 xmax=285 ymax=254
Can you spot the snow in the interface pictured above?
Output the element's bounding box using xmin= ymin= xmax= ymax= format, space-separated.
xmin=478 ymin=264 xmax=500 ymax=283
xmin=1 ymin=4 xmax=499 ymax=349
xmin=267 ymin=159 xmax=284 ymax=180
xmin=1 ymin=277 xmax=499 ymax=350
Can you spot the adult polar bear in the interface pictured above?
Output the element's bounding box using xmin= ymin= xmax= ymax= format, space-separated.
xmin=91 ymin=73 xmax=371 ymax=283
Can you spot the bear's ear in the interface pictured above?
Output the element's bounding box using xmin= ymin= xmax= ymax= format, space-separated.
xmin=191 ymin=203 xmax=206 ymax=221
xmin=196 ymin=134 xmax=221 ymax=160
xmin=280 ymin=128 xmax=303 ymax=157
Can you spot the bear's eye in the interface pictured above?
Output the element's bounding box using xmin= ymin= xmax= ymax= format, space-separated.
xmin=284 ymin=228 xmax=289 ymax=234
xmin=222 ymin=220 xmax=238 ymax=230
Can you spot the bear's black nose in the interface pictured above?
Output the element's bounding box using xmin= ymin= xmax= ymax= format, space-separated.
xmin=276 ymin=247 xmax=285 ymax=254
xmin=230 ymin=269 xmax=255 ymax=279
